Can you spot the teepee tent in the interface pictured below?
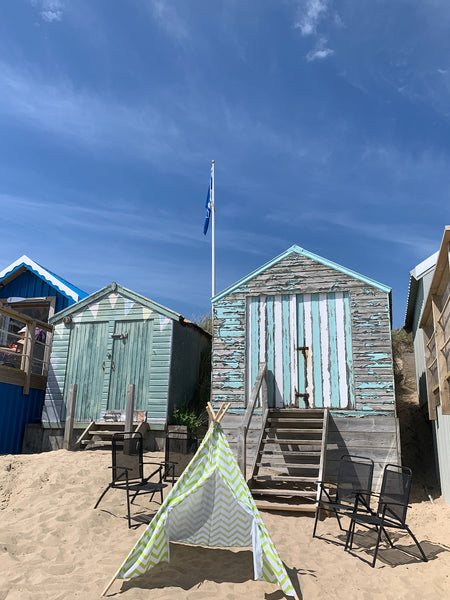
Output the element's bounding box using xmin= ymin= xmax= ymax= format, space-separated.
xmin=102 ymin=403 xmax=298 ymax=598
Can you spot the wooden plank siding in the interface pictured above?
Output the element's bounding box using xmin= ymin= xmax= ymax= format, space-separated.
xmin=212 ymin=251 xmax=395 ymax=415
xmin=419 ymin=227 xmax=450 ymax=503
xmin=43 ymin=288 xmax=173 ymax=427
xmin=212 ymin=247 xmax=399 ymax=481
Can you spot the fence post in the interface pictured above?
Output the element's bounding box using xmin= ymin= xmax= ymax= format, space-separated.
xmin=125 ymin=384 xmax=135 ymax=433
xmin=63 ymin=384 xmax=77 ymax=450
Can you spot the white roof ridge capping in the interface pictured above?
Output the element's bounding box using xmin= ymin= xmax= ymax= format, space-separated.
xmin=409 ymin=251 xmax=439 ymax=280
xmin=212 ymin=244 xmax=391 ymax=303
xmin=0 ymin=255 xmax=79 ymax=302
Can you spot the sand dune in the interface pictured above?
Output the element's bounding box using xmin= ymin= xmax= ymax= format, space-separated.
xmin=1 ymin=448 xmax=450 ymax=599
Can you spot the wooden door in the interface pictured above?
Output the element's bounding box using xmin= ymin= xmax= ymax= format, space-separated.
xmin=107 ymin=319 xmax=153 ymax=411
xmin=246 ymin=293 xmax=354 ymax=409
xmin=65 ymin=321 xmax=109 ymax=421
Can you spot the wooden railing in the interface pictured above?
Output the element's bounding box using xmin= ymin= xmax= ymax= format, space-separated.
xmin=316 ymin=408 xmax=329 ymax=501
xmin=237 ymin=363 xmax=267 ymax=477
xmin=0 ymin=306 xmax=53 ymax=394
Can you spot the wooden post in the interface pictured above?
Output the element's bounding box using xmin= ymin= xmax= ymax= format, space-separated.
xmin=63 ymin=384 xmax=77 ymax=450
xmin=22 ymin=320 xmax=36 ymax=395
xmin=125 ymin=384 xmax=135 ymax=433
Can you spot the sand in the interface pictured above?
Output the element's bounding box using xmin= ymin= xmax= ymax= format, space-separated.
xmin=1 ymin=447 xmax=449 ymax=600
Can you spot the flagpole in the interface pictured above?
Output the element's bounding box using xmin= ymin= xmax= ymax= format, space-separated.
xmin=211 ymin=160 xmax=216 ymax=297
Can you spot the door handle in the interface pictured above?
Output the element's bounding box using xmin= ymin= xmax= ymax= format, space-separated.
xmin=111 ymin=360 xmax=115 ymax=371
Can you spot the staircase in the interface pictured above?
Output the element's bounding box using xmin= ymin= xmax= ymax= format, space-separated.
xmin=73 ymin=420 xmax=148 ymax=450
xmin=248 ymin=408 xmax=328 ymax=512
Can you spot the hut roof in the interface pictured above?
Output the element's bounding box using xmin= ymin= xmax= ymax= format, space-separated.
xmin=50 ymin=282 xmax=210 ymax=337
xmin=0 ymin=254 xmax=87 ymax=303
xmin=419 ymin=226 xmax=450 ymax=328
xmin=404 ymin=250 xmax=438 ymax=332
xmin=212 ymin=244 xmax=391 ymax=303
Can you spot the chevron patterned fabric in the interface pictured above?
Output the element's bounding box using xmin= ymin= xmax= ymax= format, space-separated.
xmin=115 ymin=422 xmax=296 ymax=597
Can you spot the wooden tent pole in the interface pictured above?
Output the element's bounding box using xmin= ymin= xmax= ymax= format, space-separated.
xmin=206 ymin=402 xmax=216 ymax=422
xmin=215 ymin=402 xmax=226 ymax=422
xmin=100 ymin=572 xmax=119 ymax=597
xmin=217 ymin=402 xmax=231 ymax=423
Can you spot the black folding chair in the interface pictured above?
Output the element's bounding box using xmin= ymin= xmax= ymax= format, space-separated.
xmin=345 ymin=464 xmax=428 ymax=567
xmin=165 ymin=430 xmax=198 ymax=479
xmin=94 ymin=431 xmax=175 ymax=528
xmin=313 ymin=454 xmax=374 ymax=538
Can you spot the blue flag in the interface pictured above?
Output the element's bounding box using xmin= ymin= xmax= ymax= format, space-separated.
xmin=203 ymin=168 xmax=213 ymax=235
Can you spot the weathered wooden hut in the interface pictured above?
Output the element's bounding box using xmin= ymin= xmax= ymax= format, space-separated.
xmin=0 ymin=255 xmax=86 ymax=454
xmin=211 ymin=245 xmax=399 ymax=510
xmin=419 ymin=226 xmax=450 ymax=504
xmin=41 ymin=282 xmax=211 ymax=451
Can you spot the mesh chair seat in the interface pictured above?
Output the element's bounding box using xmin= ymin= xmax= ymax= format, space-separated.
xmin=345 ymin=464 xmax=428 ymax=567
xmin=94 ymin=432 xmax=175 ymax=528
xmin=313 ymin=454 xmax=374 ymax=538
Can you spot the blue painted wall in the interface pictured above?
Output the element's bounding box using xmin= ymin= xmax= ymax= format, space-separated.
xmin=0 ymin=270 xmax=75 ymax=312
xmin=0 ymin=384 xmax=45 ymax=454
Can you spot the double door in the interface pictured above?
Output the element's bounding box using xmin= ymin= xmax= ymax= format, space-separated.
xmin=246 ymin=293 xmax=354 ymax=409
xmin=65 ymin=319 xmax=153 ymax=421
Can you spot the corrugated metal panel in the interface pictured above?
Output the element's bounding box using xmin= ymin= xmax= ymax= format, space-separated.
xmin=0 ymin=383 xmax=45 ymax=454
xmin=435 ymin=407 xmax=450 ymax=504
xmin=247 ymin=292 xmax=354 ymax=409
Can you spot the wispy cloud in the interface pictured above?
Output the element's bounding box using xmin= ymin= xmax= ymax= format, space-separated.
xmin=294 ymin=0 xmax=335 ymax=62
xmin=0 ymin=60 xmax=187 ymax=169
xmin=295 ymin=0 xmax=329 ymax=36
xmin=306 ymin=36 xmax=334 ymax=62
xmin=145 ymin=0 xmax=190 ymax=41
xmin=31 ymin=0 xmax=64 ymax=23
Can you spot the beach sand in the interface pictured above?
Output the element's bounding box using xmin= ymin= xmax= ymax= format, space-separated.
xmin=1 ymin=447 xmax=449 ymax=600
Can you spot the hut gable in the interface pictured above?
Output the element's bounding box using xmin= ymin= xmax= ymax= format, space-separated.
xmin=0 ymin=255 xmax=86 ymax=313
xmin=212 ymin=245 xmax=394 ymax=414
xmin=51 ymin=283 xmax=180 ymax=326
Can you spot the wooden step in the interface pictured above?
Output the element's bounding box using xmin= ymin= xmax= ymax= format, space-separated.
xmin=250 ymin=488 xmax=315 ymax=498
xmin=269 ymin=409 xmax=324 ymax=415
xmin=80 ymin=440 xmax=113 ymax=447
xmin=252 ymin=474 xmax=318 ymax=483
xmin=88 ymin=430 xmax=123 ymax=436
xmin=265 ymin=428 xmax=323 ymax=435
xmin=263 ymin=438 xmax=322 ymax=445
xmin=256 ymin=461 xmax=320 ymax=470
xmin=254 ymin=500 xmax=316 ymax=513
xmin=268 ymin=418 xmax=323 ymax=427
xmin=261 ymin=450 xmax=321 ymax=457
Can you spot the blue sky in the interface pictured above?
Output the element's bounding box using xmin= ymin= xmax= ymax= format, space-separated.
xmin=1 ymin=1 xmax=449 ymax=328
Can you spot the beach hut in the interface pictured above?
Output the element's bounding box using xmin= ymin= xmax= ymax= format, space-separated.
xmin=41 ymin=282 xmax=211 ymax=451
xmin=0 ymin=255 xmax=86 ymax=454
xmin=404 ymin=251 xmax=439 ymax=407
xmin=419 ymin=226 xmax=450 ymax=504
xmin=211 ymin=245 xmax=399 ymax=509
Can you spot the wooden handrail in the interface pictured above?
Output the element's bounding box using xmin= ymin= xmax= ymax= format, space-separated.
xmin=0 ymin=305 xmax=52 ymax=331
xmin=237 ymin=363 xmax=267 ymax=476
xmin=316 ymin=409 xmax=329 ymax=502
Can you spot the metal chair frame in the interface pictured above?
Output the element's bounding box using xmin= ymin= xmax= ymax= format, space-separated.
xmin=313 ymin=454 xmax=374 ymax=538
xmin=345 ymin=464 xmax=428 ymax=567
xmin=94 ymin=431 xmax=175 ymax=528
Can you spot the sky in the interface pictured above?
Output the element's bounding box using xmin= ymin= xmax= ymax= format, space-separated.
xmin=1 ymin=1 xmax=450 ymax=328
